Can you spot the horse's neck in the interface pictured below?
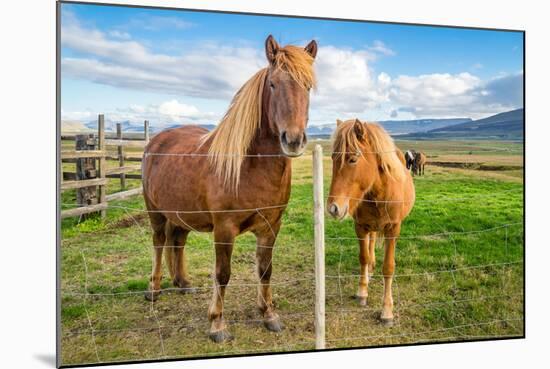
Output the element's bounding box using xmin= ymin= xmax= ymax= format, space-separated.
xmin=251 ymin=121 xmax=284 ymax=155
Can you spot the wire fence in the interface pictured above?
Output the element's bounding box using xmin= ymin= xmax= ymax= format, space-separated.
xmin=59 ymin=144 xmax=524 ymax=365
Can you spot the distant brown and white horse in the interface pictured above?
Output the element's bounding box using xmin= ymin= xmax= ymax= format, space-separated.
xmin=141 ymin=35 xmax=318 ymax=342
xmin=327 ymin=119 xmax=415 ymax=326
xmin=404 ymin=150 xmax=416 ymax=170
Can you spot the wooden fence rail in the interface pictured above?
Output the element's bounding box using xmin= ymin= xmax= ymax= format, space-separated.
xmin=60 ymin=115 xmax=149 ymax=219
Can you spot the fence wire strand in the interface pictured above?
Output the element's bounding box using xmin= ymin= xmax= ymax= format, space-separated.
xmin=60 ymin=141 xmax=524 ymax=364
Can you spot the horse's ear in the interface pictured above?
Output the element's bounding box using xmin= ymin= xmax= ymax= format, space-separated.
xmin=353 ymin=119 xmax=365 ymax=139
xmin=336 ymin=119 xmax=343 ymax=127
xmin=265 ymin=35 xmax=280 ymax=64
xmin=304 ymin=40 xmax=318 ymax=59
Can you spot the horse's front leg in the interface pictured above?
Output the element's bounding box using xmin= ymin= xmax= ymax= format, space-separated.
xmin=381 ymin=223 xmax=400 ymax=326
xmin=207 ymin=225 xmax=237 ymax=343
xmin=255 ymin=229 xmax=283 ymax=332
xmin=354 ymin=224 xmax=370 ymax=306
xmin=368 ymin=231 xmax=376 ymax=277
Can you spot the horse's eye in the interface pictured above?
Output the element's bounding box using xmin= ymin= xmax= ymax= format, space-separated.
xmin=348 ymin=156 xmax=358 ymax=165
xmin=269 ymin=82 xmax=275 ymax=89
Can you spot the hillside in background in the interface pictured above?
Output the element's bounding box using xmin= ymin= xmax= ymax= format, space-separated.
xmin=400 ymin=108 xmax=524 ymax=140
xmin=60 ymin=120 xmax=94 ymax=134
xmin=61 ymin=109 xmax=523 ymax=140
xmin=378 ymin=118 xmax=472 ymax=135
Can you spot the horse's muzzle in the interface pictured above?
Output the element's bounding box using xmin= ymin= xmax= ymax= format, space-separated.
xmin=280 ymin=131 xmax=307 ymax=157
xmin=327 ymin=201 xmax=348 ymax=220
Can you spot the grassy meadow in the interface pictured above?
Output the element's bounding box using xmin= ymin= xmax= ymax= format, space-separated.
xmin=60 ymin=138 xmax=524 ymax=366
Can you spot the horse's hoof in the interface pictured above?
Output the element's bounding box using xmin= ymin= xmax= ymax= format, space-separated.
xmin=264 ymin=317 xmax=284 ymax=332
xmin=380 ymin=317 xmax=394 ymax=327
xmin=355 ymin=295 xmax=368 ymax=306
xmin=208 ymin=329 xmax=234 ymax=343
xmin=144 ymin=290 xmax=161 ymax=302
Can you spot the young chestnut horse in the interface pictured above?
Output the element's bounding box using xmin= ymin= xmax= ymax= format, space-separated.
xmin=327 ymin=119 xmax=415 ymax=326
xmin=142 ymin=35 xmax=318 ymax=342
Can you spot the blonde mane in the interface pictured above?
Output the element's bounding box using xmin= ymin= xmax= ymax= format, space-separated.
xmin=332 ymin=120 xmax=405 ymax=182
xmin=202 ymin=45 xmax=316 ymax=192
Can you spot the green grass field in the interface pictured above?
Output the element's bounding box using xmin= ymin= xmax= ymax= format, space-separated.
xmin=60 ymin=139 xmax=524 ymax=366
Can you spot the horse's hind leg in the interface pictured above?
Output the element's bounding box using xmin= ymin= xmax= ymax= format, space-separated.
xmin=255 ymin=226 xmax=283 ymax=332
xmin=145 ymin=213 xmax=166 ymax=302
xmin=172 ymin=226 xmax=195 ymax=293
xmin=164 ymin=222 xmax=193 ymax=292
xmin=380 ymin=223 xmax=400 ymax=326
xmin=355 ymin=224 xmax=370 ymax=306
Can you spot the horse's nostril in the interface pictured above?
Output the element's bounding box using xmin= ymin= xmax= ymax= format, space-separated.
xmin=329 ymin=203 xmax=339 ymax=216
xmin=302 ymin=132 xmax=307 ymax=145
xmin=281 ymin=131 xmax=288 ymax=145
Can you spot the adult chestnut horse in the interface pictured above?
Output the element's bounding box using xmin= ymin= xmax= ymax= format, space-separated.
xmin=141 ymin=35 xmax=317 ymax=342
xmin=327 ymin=119 xmax=415 ymax=326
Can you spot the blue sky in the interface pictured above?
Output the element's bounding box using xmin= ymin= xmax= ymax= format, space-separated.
xmin=61 ymin=2 xmax=524 ymax=127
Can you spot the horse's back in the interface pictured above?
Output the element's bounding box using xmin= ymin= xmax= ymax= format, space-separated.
xmin=145 ymin=125 xmax=208 ymax=155
xmin=142 ymin=125 xmax=210 ymax=212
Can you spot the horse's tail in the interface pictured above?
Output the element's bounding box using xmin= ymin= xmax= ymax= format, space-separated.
xmin=164 ymin=221 xmax=177 ymax=280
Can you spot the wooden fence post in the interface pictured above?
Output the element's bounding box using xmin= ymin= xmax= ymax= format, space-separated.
xmin=75 ymin=134 xmax=98 ymax=219
xmin=98 ymin=114 xmax=107 ymax=218
xmin=116 ymin=123 xmax=126 ymax=190
xmin=144 ymin=120 xmax=150 ymax=144
xmin=313 ymin=144 xmax=326 ymax=349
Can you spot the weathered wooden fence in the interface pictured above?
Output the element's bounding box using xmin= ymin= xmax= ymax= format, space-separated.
xmin=60 ymin=114 xmax=149 ymax=219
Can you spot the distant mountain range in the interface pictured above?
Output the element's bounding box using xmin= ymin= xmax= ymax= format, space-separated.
xmin=379 ymin=118 xmax=472 ymax=135
xmin=61 ymin=108 xmax=523 ymax=140
xmin=83 ymin=119 xmax=150 ymax=133
xmin=61 ymin=120 xmax=94 ymax=133
xmin=303 ymin=118 xmax=471 ymax=137
xmin=400 ymin=108 xmax=524 ymax=140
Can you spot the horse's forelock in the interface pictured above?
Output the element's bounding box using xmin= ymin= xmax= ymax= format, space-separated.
xmin=332 ymin=120 xmax=405 ymax=182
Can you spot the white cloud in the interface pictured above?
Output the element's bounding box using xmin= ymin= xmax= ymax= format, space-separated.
xmin=61 ymin=109 xmax=94 ymax=121
xmin=62 ymin=100 xmax=219 ymax=126
xmin=472 ymin=62 xmax=483 ymax=70
xmin=312 ymin=46 xmax=389 ymax=117
xmin=158 ymin=100 xmax=200 ymax=120
xmin=108 ymin=30 xmax=131 ymax=40
xmin=389 ymin=72 xmax=523 ymax=118
xmin=61 ymin=16 xmax=264 ymax=99
xmin=61 ymin=13 xmax=523 ymax=124
xmin=367 ymin=40 xmax=396 ymax=57
xmin=132 ymin=15 xmax=194 ymax=31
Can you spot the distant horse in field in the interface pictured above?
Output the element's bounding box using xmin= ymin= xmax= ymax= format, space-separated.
xmin=327 ymin=119 xmax=415 ymax=326
xmin=413 ymin=151 xmax=427 ymax=176
xmin=404 ymin=150 xmax=416 ymax=170
xmin=141 ymin=35 xmax=318 ymax=342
